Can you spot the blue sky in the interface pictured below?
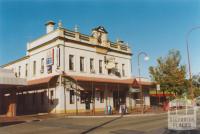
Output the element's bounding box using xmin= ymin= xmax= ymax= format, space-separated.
xmin=0 ymin=0 xmax=200 ymax=78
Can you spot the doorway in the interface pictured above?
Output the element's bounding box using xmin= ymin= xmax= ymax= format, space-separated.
xmin=80 ymin=91 xmax=92 ymax=110
xmin=113 ymin=91 xmax=126 ymax=110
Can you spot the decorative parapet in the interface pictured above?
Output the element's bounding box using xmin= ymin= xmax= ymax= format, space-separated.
xmin=27 ymin=27 xmax=131 ymax=54
xmin=63 ymin=29 xmax=131 ymax=53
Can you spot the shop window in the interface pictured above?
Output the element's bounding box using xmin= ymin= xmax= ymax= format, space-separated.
xmin=70 ymin=90 xmax=75 ymax=104
xmin=41 ymin=92 xmax=45 ymax=105
xmin=80 ymin=91 xmax=85 ymax=104
xmin=50 ymin=90 xmax=54 ymax=105
xmin=80 ymin=91 xmax=91 ymax=104
xmin=134 ymin=93 xmax=140 ymax=99
xmin=100 ymin=91 xmax=104 ymax=103
xmin=69 ymin=55 xmax=74 ymax=71
xmin=32 ymin=93 xmax=35 ymax=105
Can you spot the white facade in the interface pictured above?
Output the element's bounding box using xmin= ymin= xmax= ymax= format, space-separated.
xmin=1 ymin=21 xmax=139 ymax=114
xmin=3 ymin=23 xmax=131 ymax=80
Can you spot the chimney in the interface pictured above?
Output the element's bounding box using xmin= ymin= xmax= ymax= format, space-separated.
xmin=45 ymin=20 xmax=55 ymax=33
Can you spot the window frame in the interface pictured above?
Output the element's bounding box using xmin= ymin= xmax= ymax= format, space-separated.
xmin=70 ymin=90 xmax=75 ymax=104
xmin=80 ymin=56 xmax=85 ymax=72
xmin=122 ymin=64 xmax=125 ymax=77
xmin=18 ymin=66 xmax=21 ymax=77
xmin=41 ymin=58 xmax=44 ymax=73
xmin=33 ymin=61 xmax=36 ymax=76
xmin=25 ymin=63 xmax=28 ymax=77
xmin=69 ymin=55 xmax=74 ymax=71
xmin=90 ymin=58 xmax=94 ymax=73
xmin=99 ymin=60 xmax=103 ymax=74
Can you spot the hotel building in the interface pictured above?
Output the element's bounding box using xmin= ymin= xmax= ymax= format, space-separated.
xmin=0 ymin=21 xmax=154 ymax=116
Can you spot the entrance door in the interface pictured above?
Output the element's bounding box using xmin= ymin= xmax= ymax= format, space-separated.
xmin=113 ymin=91 xmax=126 ymax=110
xmin=81 ymin=91 xmax=91 ymax=110
xmin=1 ymin=94 xmax=9 ymax=114
xmin=113 ymin=92 xmax=119 ymax=110
xmin=85 ymin=98 xmax=90 ymax=110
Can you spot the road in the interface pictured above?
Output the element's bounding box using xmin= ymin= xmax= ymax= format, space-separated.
xmin=0 ymin=113 xmax=199 ymax=134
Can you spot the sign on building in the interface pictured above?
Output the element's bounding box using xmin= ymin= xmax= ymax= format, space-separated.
xmin=46 ymin=48 xmax=54 ymax=73
xmin=105 ymin=56 xmax=115 ymax=69
xmin=46 ymin=49 xmax=54 ymax=66
xmin=156 ymin=84 xmax=160 ymax=91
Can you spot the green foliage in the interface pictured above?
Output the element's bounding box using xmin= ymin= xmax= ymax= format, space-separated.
xmin=149 ymin=49 xmax=188 ymax=97
xmin=192 ymin=74 xmax=200 ymax=97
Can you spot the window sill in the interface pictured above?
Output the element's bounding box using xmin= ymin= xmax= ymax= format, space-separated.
xmin=69 ymin=70 xmax=76 ymax=72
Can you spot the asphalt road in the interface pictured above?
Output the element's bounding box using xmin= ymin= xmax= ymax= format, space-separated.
xmin=0 ymin=113 xmax=199 ymax=134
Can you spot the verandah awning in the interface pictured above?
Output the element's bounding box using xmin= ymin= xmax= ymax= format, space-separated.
xmin=26 ymin=74 xmax=156 ymax=89
xmin=0 ymin=68 xmax=27 ymax=90
xmin=27 ymin=74 xmax=134 ymax=86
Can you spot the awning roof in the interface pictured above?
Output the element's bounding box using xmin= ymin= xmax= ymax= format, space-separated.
xmin=72 ymin=75 xmax=133 ymax=84
xmin=0 ymin=68 xmax=27 ymax=90
xmin=27 ymin=75 xmax=58 ymax=85
xmin=132 ymin=79 xmax=156 ymax=87
xmin=0 ymin=77 xmax=27 ymax=86
xmin=26 ymin=75 xmax=133 ymax=85
xmin=26 ymin=74 xmax=155 ymax=87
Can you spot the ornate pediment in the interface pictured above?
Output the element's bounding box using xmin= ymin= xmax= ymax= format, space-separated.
xmin=92 ymin=26 xmax=108 ymax=33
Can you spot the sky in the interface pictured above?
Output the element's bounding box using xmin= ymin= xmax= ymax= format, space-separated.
xmin=0 ymin=0 xmax=200 ymax=78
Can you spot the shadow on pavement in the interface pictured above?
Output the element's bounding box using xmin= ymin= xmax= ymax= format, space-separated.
xmin=111 ymin=129 xmax=145 ymax=134
xmin=163 ymin=129 xmax=200 ymax=134
xmin=81 ymin=117 xmax=122 ymax=134
xmin=0 ymin=121 xmax=26 ymax=127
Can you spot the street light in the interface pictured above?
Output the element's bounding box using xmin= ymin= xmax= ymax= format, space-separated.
xmin=186 ymin=26 xmax=200 ymax=100
xmin=138 ymin=52 xmax=149 ymax=114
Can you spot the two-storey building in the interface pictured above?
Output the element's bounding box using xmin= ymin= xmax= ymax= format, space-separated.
xmin=1 ymin=20 xmax=154 ymax=116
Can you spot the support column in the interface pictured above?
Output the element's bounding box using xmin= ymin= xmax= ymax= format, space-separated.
xmin=0 ymin=91 xmax=3 ymax=114
xmin=55 ymin=75 xmax=66 ymax=114
xmin=6 ymin=90 xmax=16 ymax=117
xmin=105 ymin=84 xmax=108 ymax=114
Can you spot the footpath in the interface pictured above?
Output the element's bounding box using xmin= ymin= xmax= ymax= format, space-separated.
xmin=0 ymin=107 xmax=166 ymax=127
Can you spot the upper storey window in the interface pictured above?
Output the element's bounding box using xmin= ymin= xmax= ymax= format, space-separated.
xmin=33 ymin=61 xmax=36 ymax=76
xmin=25 ymin=64 xmax=28 ymax=77
xmin=18 ymin=66 xmax=21 ymax=77
xmin=41 ymin=58 xmax=44 ymax=74
xmin=69 ymin=55 xmax=74 ymax=71
xmin=122 ymin=64 xmax=125 ymax=77
xmin=115 ymin=63 xmax=118 ymax=70
xmin=99 ymin=60 xmax=103 ymax=74
xmin=80 ymin=57 xmax=84 ymax=72
xmin=90 ymin=58 xmax=95 ymax=73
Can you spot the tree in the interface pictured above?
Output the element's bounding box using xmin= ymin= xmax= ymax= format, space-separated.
xmin=192 ymin=74 xmax=200 ymax=97
xmin=149 ymin=49 xmax=188 ymax=98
